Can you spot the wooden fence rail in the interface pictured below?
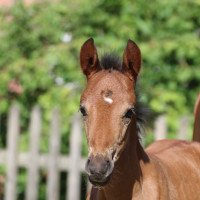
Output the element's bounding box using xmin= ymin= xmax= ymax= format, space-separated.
xmin=0 ymin=104 xmax=87 ymax=200
xmin=0 ymin=104 xmax=190 ymax=200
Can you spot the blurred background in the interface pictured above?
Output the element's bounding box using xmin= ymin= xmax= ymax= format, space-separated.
xmin=0 ymin=0 xmax=200 ymax=199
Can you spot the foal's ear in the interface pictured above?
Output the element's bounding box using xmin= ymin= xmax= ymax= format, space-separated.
xmin=80 ymin=38 xmax=100 ymax=78
xmin=123 ymin=39 xmax=141 ymax=81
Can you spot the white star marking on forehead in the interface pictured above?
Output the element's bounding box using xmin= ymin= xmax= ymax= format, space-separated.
xmin=103 ymin=96 xmax=113 ymax=104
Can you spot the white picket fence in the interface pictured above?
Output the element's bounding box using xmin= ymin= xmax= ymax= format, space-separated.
xmin=0 ymin=104 xmax=190 ymax=200
xmin=0 ymin=104 xmax=88 ymax=200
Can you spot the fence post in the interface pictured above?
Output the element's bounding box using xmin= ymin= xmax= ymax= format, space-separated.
xmin=177 ymin=116 xmax=189 ymax=140
xmin=154 ymin=115 xmax=167 ymax=140
xmin=47 ymin=108 xmax=60 ymax=200
xmin=67 ymin=114 xmax=82 ymax=200
xmin=5 ymin=104 xmax=20 ymax=200
xmin=25 ymin=106 xmax=41 ymax=200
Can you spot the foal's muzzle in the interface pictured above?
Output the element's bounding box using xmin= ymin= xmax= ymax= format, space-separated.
xmin=85 ymin=154 xmax=113 ymax=186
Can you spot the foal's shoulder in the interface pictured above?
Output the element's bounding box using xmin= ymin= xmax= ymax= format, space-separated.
xmin=146 ymin=139 xmax=200 ymax=156
xmin=145 ymin=139 xmax=200 ymax=173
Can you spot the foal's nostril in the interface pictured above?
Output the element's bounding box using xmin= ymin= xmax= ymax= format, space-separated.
xmin=86 ymin=158 xmax=96 ymax=175
xmin=85 ymin=158 xmax=91 ymax=174
xmin=105 ymin=160 xmax=111 ymax=170
xmin=87 ymin=158 xmax=90 ymax=165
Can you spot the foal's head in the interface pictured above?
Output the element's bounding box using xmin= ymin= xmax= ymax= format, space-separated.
xmin=80 ymin=38 xmax=141 ymax=186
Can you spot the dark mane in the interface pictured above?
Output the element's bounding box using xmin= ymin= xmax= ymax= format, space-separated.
xmin=100 ymin=53 xmax=149 ymax=138
xmin=100 ymin=53 xmax=123 ymax=72
xmin=135 ymin=89 xmax=150 ymax=139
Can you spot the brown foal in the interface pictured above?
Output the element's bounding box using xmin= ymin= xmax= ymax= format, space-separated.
xmin=79 ymin=38 xmax=200 ymax=200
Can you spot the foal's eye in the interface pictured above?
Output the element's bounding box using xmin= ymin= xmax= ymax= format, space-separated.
xmin=124 ymin=108 xmax=135 ymax=119
xmin=80 ymin=106 xmax=87 ymax=116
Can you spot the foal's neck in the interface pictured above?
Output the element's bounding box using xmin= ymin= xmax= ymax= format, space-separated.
xmin=103 ymin=118 xmax=149 ymax=199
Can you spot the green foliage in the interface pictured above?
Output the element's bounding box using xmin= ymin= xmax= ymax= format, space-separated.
xmin=0 ymin=1 xmax=82 ymax=152
xmin=17 ymin=168 xmax=27 ymax=200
